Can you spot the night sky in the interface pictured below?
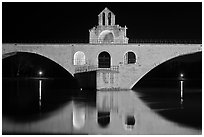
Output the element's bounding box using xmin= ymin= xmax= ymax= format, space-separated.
xmin=3 ymin=2 xmax=202 ymax=43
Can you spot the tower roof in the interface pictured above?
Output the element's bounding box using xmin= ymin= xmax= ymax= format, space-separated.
xmin=98 ymin=7 xmax=114 ymax=16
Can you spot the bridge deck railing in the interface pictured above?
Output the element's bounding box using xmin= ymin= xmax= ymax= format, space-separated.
xmin=75 ymin=65 xmax=119 ymax=74
xmin=7 ymin=39 xmax=201 ymax=44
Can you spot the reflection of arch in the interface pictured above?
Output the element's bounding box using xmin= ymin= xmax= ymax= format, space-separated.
xmin=98 ymin=51 xmax=111 ymax=68
xmin=124 ymin=115 xmax=135 ymax=130
xmin=97 ymin=111 xmax=110 ymax=128
xmin=74 ymin=51 xmax=86 ymax=65
xmin=124 ymin=51 xmax=137 ymax=64
xmin=3 ymin=51 xmax=74 ymax=76
xmin=130 ymin=52 xmax=202 ymax=89
xmin=98 ymin=30 xmax=114 ymax=44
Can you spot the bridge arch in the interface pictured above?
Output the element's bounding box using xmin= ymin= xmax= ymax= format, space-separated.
xmin=98 ymin=51 xmax=111 ymax=68
xmin=3 ymin=51 xmax=74 ymax=77
xmin=73 ymin=51 xmax=86 ymax=65
xmin=129 ymin=51 xmax=201 ymax=89
xmin=124 ymin=51 xmax=137 ymax=64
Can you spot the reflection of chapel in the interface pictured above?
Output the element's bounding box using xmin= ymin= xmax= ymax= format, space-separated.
xmin=89 ymin=7 xmax=129 ymax=44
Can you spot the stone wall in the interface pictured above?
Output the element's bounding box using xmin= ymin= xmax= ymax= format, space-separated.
xmin=96 ymin=70 xmax=119 ymax=90
xmin=2 ymin=43 xmax=202 ymax=90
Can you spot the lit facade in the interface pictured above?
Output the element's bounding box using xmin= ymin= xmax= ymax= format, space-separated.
xmin=89 ymin=7 xmax=129 ymax=44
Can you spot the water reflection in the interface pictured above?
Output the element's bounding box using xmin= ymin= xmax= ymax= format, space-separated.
xmin=124 ymin=115 xmax=136 ymax=131
xmin=39 ymin=79 xmax=42 ymax=109
xmin=179 ymin=73 xmax=185 ymax=108
xmin=97 ymin=91 xmax=118 ymax=112
xmin=2 ymin=78 xmax=77 ymax=122
xmin=3 ymin=89 xmax=201 ymax=134
xmin=135 ymin=85 xmax=201 ymax=130
xmin=96 ymin=91 xmax=137 ymax=130
xmin=72 ymin=102 xmax=86 ymax=130
xmin=97 ymin=112 xmax=110 ymax=128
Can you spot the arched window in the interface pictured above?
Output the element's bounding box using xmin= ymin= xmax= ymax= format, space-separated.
xmin=74 ymin=51 xmax=86 ymax=65
xmin=108 ymin=12 xmax=111 ymax=25
xmin=98 ymin=51 xmax=111 ymax=68
xmin=102 ymin=12 xmax=105 ymax=26
xmin=124 ymin=51 xmax=136 ymax=64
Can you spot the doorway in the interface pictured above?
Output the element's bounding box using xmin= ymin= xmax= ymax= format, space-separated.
xmin=98 ymin=51 xmax=111 ymax=68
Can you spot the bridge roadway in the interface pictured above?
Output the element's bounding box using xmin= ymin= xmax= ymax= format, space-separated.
xmin=2 ymin=43 xmax=202 ymax=90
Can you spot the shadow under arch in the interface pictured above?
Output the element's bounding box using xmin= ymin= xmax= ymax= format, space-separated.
xmin=3 ymin=51 xmax=74 ymax=77
xmin=2 ymin=51 xmax=80 ymax=122
xmin=131 ymin=51 xmax=202 ymax=89
xmin=131 ymin=52 xmax=202 ymax=129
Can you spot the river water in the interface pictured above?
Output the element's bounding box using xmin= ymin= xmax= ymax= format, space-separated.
xmin=2 ymin=78 xmax=202 ymax=134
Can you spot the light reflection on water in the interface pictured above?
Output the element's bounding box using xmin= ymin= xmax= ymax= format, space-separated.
xmin=3 ymin=89 xmax=201 ymax=134
xmin=72 ymin=102 xmax=86 ymax=130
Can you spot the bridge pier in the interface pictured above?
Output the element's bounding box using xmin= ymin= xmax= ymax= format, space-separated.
xmin=74 ymin=71 xmax=96 ymax=90
xmin=74 ymin=69 xmax=121 ymax=90
xmin=96 ymin=70 xmax=120 ymax=90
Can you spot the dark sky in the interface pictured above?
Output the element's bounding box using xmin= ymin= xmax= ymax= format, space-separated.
xmin=3 ymin=2 xmax=202 ymax=43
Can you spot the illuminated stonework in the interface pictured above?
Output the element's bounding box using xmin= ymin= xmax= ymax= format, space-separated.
xmin=89 ymin=7 xmax=129 ymax=44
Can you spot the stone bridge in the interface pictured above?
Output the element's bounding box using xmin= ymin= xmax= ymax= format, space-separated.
xmin=2 ymin=8 xmax=202 ymax=90
xmin=2 ymin=43 xmax=201 ymax=90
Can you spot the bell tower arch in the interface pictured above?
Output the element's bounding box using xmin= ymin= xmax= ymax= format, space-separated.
xmin=89 ymin=7 xmax=128 ymax=44
xmin=98 ymin=7 xmax=115 ymax=26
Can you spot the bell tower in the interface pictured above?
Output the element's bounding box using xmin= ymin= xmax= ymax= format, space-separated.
xmin=89 ymin=7 xmax=129 ymax=44
xmin=98 ymin=7 xmax=115 ymax=26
